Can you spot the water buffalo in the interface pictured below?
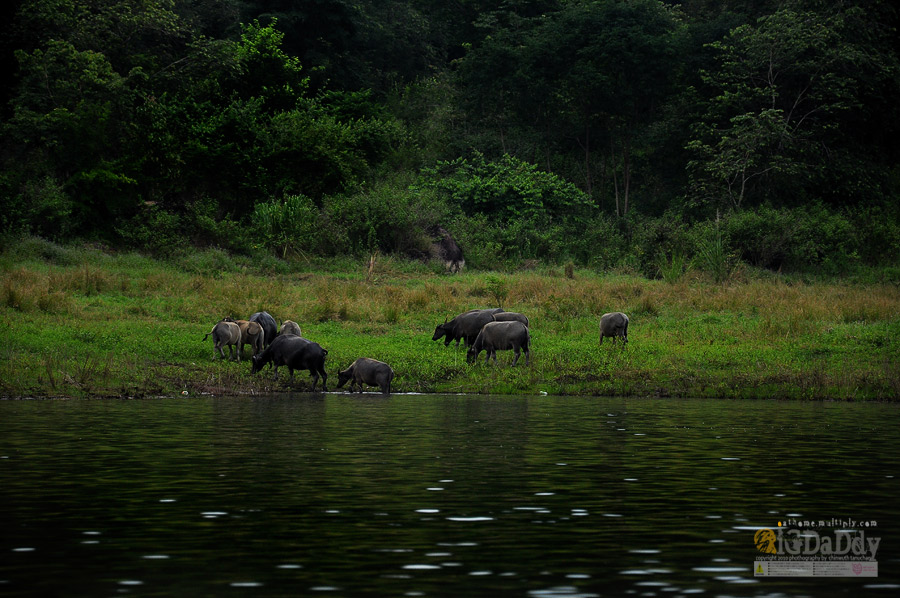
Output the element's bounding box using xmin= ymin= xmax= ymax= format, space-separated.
xmin=599 ymin=312 xmax=629 ymax=346
xmin=467 ymin=320 xmax=530 ymax=366
xmin=251 ymin=335 xmax=328 ymax=390
xmin=337 ymin=357 xmax=394 ymax=395
xmin=232 ymin=319 xmax=265 ymax=358
xmin=203 ymin=320 xmax=241 ymax=361
xmin=432 ymin=308 xmax=503 ymax=348
xmin=249 ymin=311 xmax=278 ymax=348
xmin=279 ymin=320 xmax=302 ymax=337
xmin=491 ymin=311 xmax=529 ymax=327
xmin=429 ymin=225 xmax=465 ymax=273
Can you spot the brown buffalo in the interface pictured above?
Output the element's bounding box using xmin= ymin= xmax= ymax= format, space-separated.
xmin=203 ymin=320 xmax=242 ymax=361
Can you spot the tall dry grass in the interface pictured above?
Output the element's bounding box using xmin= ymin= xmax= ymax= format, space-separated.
xmin=2 ymin=249 xmax=898 ymax=399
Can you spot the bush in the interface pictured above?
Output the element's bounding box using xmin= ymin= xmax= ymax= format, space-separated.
xmin=3 ymin=176 xmax=75 ymax=240
xmin=721 ymin=206 xmax=791 ymax=270
xmin=325 ymin=182 xmax=452 ymax=257
xmin=626 ymin=213 xmax=691 ymax=278
xmin=417 ymin=153 xmax=604 ymax=265
xmin=693 ymin=220 xmax=734 ymax=282
xmin=419 ymin=151 xmax=595 ymax=224
xmin=252 ymin=194 xmax=328 ymax=258
xmin=115 ymin=206 xmax=184 ymax=257
xmin=847 ymin=206 xmax=900 ymax=266
xmin=721 ymin=205 xmax=860 ymax=273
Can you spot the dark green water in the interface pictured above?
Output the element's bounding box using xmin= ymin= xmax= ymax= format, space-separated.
xmin=1 ymin=395 xmax=898 ymax=597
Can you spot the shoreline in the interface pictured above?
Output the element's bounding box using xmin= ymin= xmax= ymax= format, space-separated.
xmin=2 ymin=247 xmax=899 ymax=402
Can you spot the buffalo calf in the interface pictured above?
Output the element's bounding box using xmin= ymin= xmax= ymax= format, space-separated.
xmin=337 ymin=357 xmax=394 ymax=395
xmin=203 ymin=320 xmax=241 ymax=361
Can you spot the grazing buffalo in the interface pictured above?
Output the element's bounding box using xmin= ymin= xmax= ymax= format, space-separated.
xmin=429 ymin=225 xmax=465 ymax=273
xmin=467 ymin=320 xmax=530 ymax=366
xmin=279 ymin=320 xmax=302 ymax=337
xmin=337 ymin=357 xmax=394 ymax=395
xmin=203 ymin=320 xmax=241 ymax=361
xmin=491 ymin=311 xmax=529 ymax=327
xmin=599 ymin=312 xmax=629 ymax=346
xmin=232 ymin=319 xmax=264 ymax=358
xmin=251 ymin=335 xmax=328 ymax=390
xmin=249 ymin=311 xmax=278 ymax=348
xmin=432 ymin=308 xmax=503 ymax=348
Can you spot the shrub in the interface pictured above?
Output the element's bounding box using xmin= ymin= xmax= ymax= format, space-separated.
xmin=626 ymin=213 xmax=691 ymax=278
xmin=721 ymin=206 xmax=791 ymax=270
xmin=252 ymin=194 xmax=327 ymax=258
xmin=692 ymin=220 xmax=734 ymax=282
xmin=325 ymin=182 xmax=451 ymax=257
xmin=417 ymin=152 xmax=599 ymax=265
xmin=115 ymin=206 xmax=184 ymax=257
xmin=419 ymin=151 xmax=595 ymax=224
xmin=721 ymin=204 xmax=860 ymax=273
xmin=849 ymin=206 xmax=900 ymax=266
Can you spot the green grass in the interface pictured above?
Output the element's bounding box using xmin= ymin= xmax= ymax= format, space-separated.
xmin=1 ymin=240 xmax=899 ymax=400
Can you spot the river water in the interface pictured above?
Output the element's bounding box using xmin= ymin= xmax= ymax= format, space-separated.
xmin=1 ymin=395 xmax=898 ymax=597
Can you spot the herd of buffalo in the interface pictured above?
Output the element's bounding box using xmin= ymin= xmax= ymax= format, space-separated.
xmin=203 ymin=308 xmax=630 ymax=395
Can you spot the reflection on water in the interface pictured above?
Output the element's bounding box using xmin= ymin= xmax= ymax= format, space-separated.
xmin=1 ymin=395 xmax=898 ymax=596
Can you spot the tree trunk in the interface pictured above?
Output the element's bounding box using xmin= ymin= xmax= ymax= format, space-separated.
xmin=611 ymin=136 xmax=621 ymax=218
xmin=622 ymin=136 xmax=631 ymax=216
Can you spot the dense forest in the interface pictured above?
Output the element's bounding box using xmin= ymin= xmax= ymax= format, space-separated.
xmin=1 ymin=0 xmax=899 ymax=276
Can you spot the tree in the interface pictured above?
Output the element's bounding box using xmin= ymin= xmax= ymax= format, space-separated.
xmin=456 ymin=0 xmax=682 ymax=217
xmin=686 ymin=3 xmax=886 ymax=211
xmin=2 ymin=40 xmax=139 ymax=237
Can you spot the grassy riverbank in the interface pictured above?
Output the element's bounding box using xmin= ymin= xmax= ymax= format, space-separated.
xmin=1 ymin=238 xmax=899 ymax=400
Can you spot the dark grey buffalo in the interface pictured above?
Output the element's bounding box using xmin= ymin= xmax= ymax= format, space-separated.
xmin=429 ymin=226 xmax=465 ymax=273
xmin=337 ymin=357 xmax=394 ymax=395
xmin=251 ymin=334 xmax=328 ymax=390
xmin=249 ymin=311 xmax=278 ymax=348
xmin=203 ymin=320 xmax=241 ymax=360
xmin=491 ymin=311 xmax=529 ymax=327
xmin=467 ymin=320 xmax=530 ymax=366
xmin=599 ymin=312 xmax=629 ymax=346
xmin=432 ymin=308 xmax=503 ymax=348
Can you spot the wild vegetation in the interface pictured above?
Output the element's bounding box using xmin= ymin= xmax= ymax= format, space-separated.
xmin=1 ymin=2 xmax=898 ymax=399
xmin=1 ymin=239 xmax=898 ymax=400
xmin=0 ymin=0 xmax=898 ymax=276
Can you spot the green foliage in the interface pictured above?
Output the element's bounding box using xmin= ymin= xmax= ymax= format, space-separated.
xmin=721 ymin=205 xmax=859 ymax=273
xmin=3 ymin=242 xmax=900 ymax=399
xmin=252 ymin=194 xmax=326 ymax=258
xmin=418 ymin=152 xmax=599 ymax=263
xmin=658 ymin=251 xmax=689 ymax=284
xmin=3 ymin=39 xmax=140 ymax=235
xmin=686 ymin=5 xmax=885 ymax=211
xmin=483 ymin=274 xmax=509 ymax=308
xmin=0 ymin=0 xmax=897 ymax=270
xmin=234 ymin=20 xmax=306 ymax=110
xmin=325 ymin=181 xmax=450 ymax=256
xmin=421 ymin=152 xmax=593 ymax=223
xmin=694 ymin=221 xmax=733 ymax=283
xmin=455 ymin=0 xmax=683 ymax=215
xmin=115 ymin=206 xmax=184 ymax=257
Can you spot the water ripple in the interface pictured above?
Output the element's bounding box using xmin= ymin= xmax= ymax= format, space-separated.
xmin=446 ymin=516 xmax=494 ymax=522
